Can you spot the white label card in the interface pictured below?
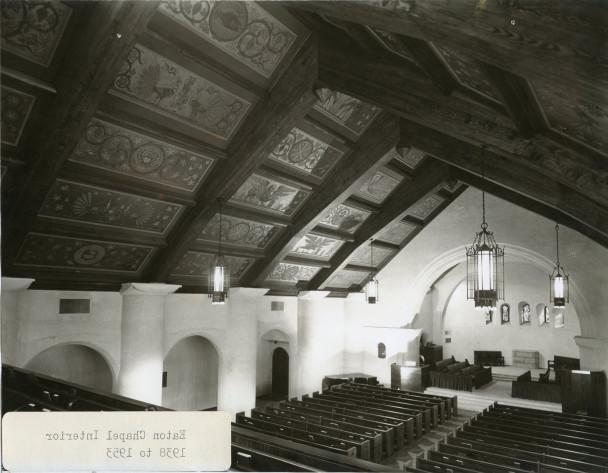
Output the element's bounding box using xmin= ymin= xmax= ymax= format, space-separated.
xmin=2 ymin=411 xmax=231 ymax=471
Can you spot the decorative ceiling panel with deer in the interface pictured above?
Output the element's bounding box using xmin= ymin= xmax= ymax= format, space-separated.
xmin=15 ymin=233 xmax=153 ymax=273
xmin=289 ymin=234 xmax=344 ymax=260
xmin=348 ymin=243 xmax=396 ymax=267
xmin=70 ymin=118 xmax=215 ymax=192
xmin=198 ymin=213 xmax=279 ymax=249
xmin=406 ymin=194 xmax=445 ymax=220
xmin=268 ymin=126 xmax=344 ymax=179
xmin=158 ymin=0 xmax=297 ymax=79
xmin=324 ymin=269 xmax=369 ymax=289
xmin=1 ymin=85 xmax=35 ymax=146
xmin=319 ymin=203 xmax=371 ymax=234
xmin=231 ymin=173 xmax=310 ymax=216
xmin=171 ymin=251 xmax=253 ymax=278
xmin=1 ymin=0 xmax=72 ymax=66
xmin=266 ymin=262 xmax=320 ymax=283
xmin=39 ymin=180 xmax=183 ymax=234
xmin=110 ymin=44 xmax=252 ymax=142
xmin=354 ymin=167 xmax=402 ymax=204
xmin=375 ymin=220 xmax=418 ymax=245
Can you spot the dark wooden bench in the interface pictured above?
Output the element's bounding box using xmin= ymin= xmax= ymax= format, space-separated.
xmin=474 ymin=350 xmax=505 ymax=366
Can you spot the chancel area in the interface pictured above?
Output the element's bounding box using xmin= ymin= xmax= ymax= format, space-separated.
xmin=2 ymin=1 xmax=608 ymax=471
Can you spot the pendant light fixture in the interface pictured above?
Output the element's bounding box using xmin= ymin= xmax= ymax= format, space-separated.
xmin=366 ymin=239 xmax=379 ymax=304
xmin=466 ymin=146 xmax=505 ymax=310
xmin=209 ymin=198 xmax=230 ymax=304
xmin=550 ymin=224 xmax=569 ymax=308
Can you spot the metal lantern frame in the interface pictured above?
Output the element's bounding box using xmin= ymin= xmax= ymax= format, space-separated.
xmin=550 ymin=224 xmax=569 ymax=308
xmin=208 ymin=199 xmax=230 ymax=304
xmin=366 ymin=239 xmax=379 ymax=304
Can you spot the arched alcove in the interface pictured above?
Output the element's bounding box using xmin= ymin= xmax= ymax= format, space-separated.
xmin=271 ymin=347 xmax=289 ymax=398
xmin=257 ymin=329 xmax=290 ymax=398
xmin=25 ymin=343 xmax=113 ymax=392
xmin=162 ymin=336 xmax=219 ymax=411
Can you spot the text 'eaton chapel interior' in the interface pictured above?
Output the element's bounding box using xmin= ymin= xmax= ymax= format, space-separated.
xmin=1 ymin=0 xmax=608 ymax=471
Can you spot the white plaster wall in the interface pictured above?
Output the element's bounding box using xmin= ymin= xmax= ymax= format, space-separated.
xmin=1 ymin=290 xmax=19 ymax=365
xmin=442 ymin=262 xmax=581 ymax=367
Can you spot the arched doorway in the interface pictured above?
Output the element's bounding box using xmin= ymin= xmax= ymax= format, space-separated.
xmin=271 ymin=347 xmax=289 ymax=398
xmin=26 ymin=344 xmax=113 ymax=392
xmin=162 ymin=336 xmax=219 ymax=411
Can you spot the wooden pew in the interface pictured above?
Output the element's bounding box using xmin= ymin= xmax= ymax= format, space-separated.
xmin=491 ymin=403 xmax=608 ymax=431
xmin=282 ymin=400 xmax=407 ymax=448
xmin=314 ymin=390 xmax=426 ymax=438
xmin=331 ymin=384 xmax=440 ymax=429
xmin=300 ymin=394 xmax=416 ymax=443
xmin=250 ymin=409 xmax=383 ymax=463
xmin=428 ymin=449 xmax=530 ymax=473
xmin=272 ymin=404 xmax=397 ymax=455
xmin=416 ymin=457 xmax=479 ymax=473
xmin=235 ymin=413 xmax=364 ymax=458
xmin=343 ymin=382 xmax=449 ymax=422
xmin=231 ymin=444 xmax=316 ymax=472
xmin=232 ymin=425 xmax=397 ymax=472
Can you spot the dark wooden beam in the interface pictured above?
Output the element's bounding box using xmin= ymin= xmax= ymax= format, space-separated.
xmin=147 ymin=36 xmax=320 ymax=281
xmin=310 ymin=227 xmax=356 ymax=243
xmin=287 ymin=1 xmax=606 ymax=92
xmin=399 ymin=119 xmax=608 ymax=248
xmin=2 ymin=1 xmax=161 ymax=267
xmin=283 ymin=256 xmax=332 ymax=269
xmin=481 ymin=64 xmax=549 ymax=138
xmin=308 ymin=159 xmax=451 ymax=289
xmin=241 ymin=111 xmax=400 ymax=286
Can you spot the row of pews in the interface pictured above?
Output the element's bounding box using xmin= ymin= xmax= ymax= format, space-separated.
xmin=406 ymin=402 xmax=608 ymax=473
xmin=233 ymin=381 xmax=457 ymax=469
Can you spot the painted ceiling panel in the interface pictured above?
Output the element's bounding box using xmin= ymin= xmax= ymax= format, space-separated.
xmin=289 ymin=234 xmax=344 ymax=260
xmin=1 ymin=86 xmax=35 ymax=146
xmin=312 ymin=88 xmax=381 ymax=137
xmin=231 ymin=173 xmax=310 ymax=216
xmin=1 ymin=0 xmax=72 ymax=66
xmin=395 ymin=147 xmax=426 ymax=169
xmin=375 ymin=220 xmax=418 ymax=245
xmin=348 ymin=243 xmax=396 ymax=267
xmin=434 ymin=44 xmax=501 ymax=101
xmin=39 ymin=180 xmax=183 ymax=234
xmin=110 ymin=44 xmax=252 ymax=141
xmin=354 ymin=167 xmax=402 ymax=204
xmin=15 ymin=233 xmax=153 ymax=273
xmin=198 ymin=213 xmax=279 ymax=249
xmin=368 ymin=28 xmax=418 ymax=66
xmin=265 ymin=262 xmax=320 ymax=282
xmin=319 ymin=203 xmax=371 ymax=234
xmin=406 ymin=194 xmax=445 ymax=220
xmin=70 ymin=118 xmax=215 ymax=192
xmin=171 ymin=251 xmax=253 ymax=278
xmin=324 ymin=269 xmax=369 ymax=288
xmin=269 ymin=127 xmax=344 ymax=179
xmin=158 ymin=0 xmax=297 ymax=79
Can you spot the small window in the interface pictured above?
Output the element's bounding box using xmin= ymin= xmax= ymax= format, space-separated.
xmin=162 ymin=371 xmax=168 ymax=388
xmin=377 ymin=342 xmax=386 ymax=359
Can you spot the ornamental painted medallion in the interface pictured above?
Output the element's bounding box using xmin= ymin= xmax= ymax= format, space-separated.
xmin=313 ymin=89 xmax=380 ymax=136
xmin=407 ymin=194 xmax=445 ymax=220
xmin=355 ymin=168 xmax=402 ymax=204
xmin=1 ymin=86 xmax=35 ymax=145
xmin=290 ymin=234 xmax=344 ymax=260
xmin=70 ymin=118 xmax=214 ymax=191
xmin=376 ymin=220 xmax=418 ymax=245
xmin=266 ymin=262 xmax=320 ymax=283
xmin=171 ymin=251 xmax=253 ymax=278
xmin=39 ymin=180 xmax=182 ymax=234
xmin=158 ymin=1 xmax=297 ymax=79
xmin=199 ymin=213 xmax=278 ymax=249
xmin=395 ymin=147 xmax=426 ymax=169
xmin=111 ymin=44 xmax=251 ymax=141
xmin=15 ymin=233 xmax=153 ymax=273
xmin=1 ymin=0 xmax=72 ymax=66
xmin=269 ymin=127 xmax=343 ymax=179
xmin=325 ymin=270 xmax=369 ymax=289
xmin=231 ymin=174 xmax=309 ymax=216
xmin=319 ymin=204 xmax=370 ymax=234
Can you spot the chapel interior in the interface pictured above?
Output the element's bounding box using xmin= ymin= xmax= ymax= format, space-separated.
xmin=2 ymin=1 xmax=608 ymax=472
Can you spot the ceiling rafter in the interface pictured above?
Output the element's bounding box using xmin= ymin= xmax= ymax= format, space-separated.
xmin=308 ymin=158 xmax=451 ymax=290
xmin=146 ymin=35 xmax=320 ymax=282
xmin=240 ymin=111 xmax=401 ymax=287
xmin=2 ymin=1 xmax=162 ymax=271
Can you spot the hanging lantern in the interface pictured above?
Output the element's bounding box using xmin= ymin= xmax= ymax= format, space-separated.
xmin=550 ymin=224 xmax=569 ymax=308
xmin=466 ymin=147 xmax=504 ymax=310
xmin=209 ymin=199 xmax=230 ymax=304
xmin=366 ymin=239 xmax=379 ymax=304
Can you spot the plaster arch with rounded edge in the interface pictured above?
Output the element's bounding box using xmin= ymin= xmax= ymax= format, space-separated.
xmin=409 ymin=244 xmax=594 ymax=338
xmin=261 ymin=328 xmax=291 ymax=356
xmin=24 ymin=341 xmax=117 ymax=391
